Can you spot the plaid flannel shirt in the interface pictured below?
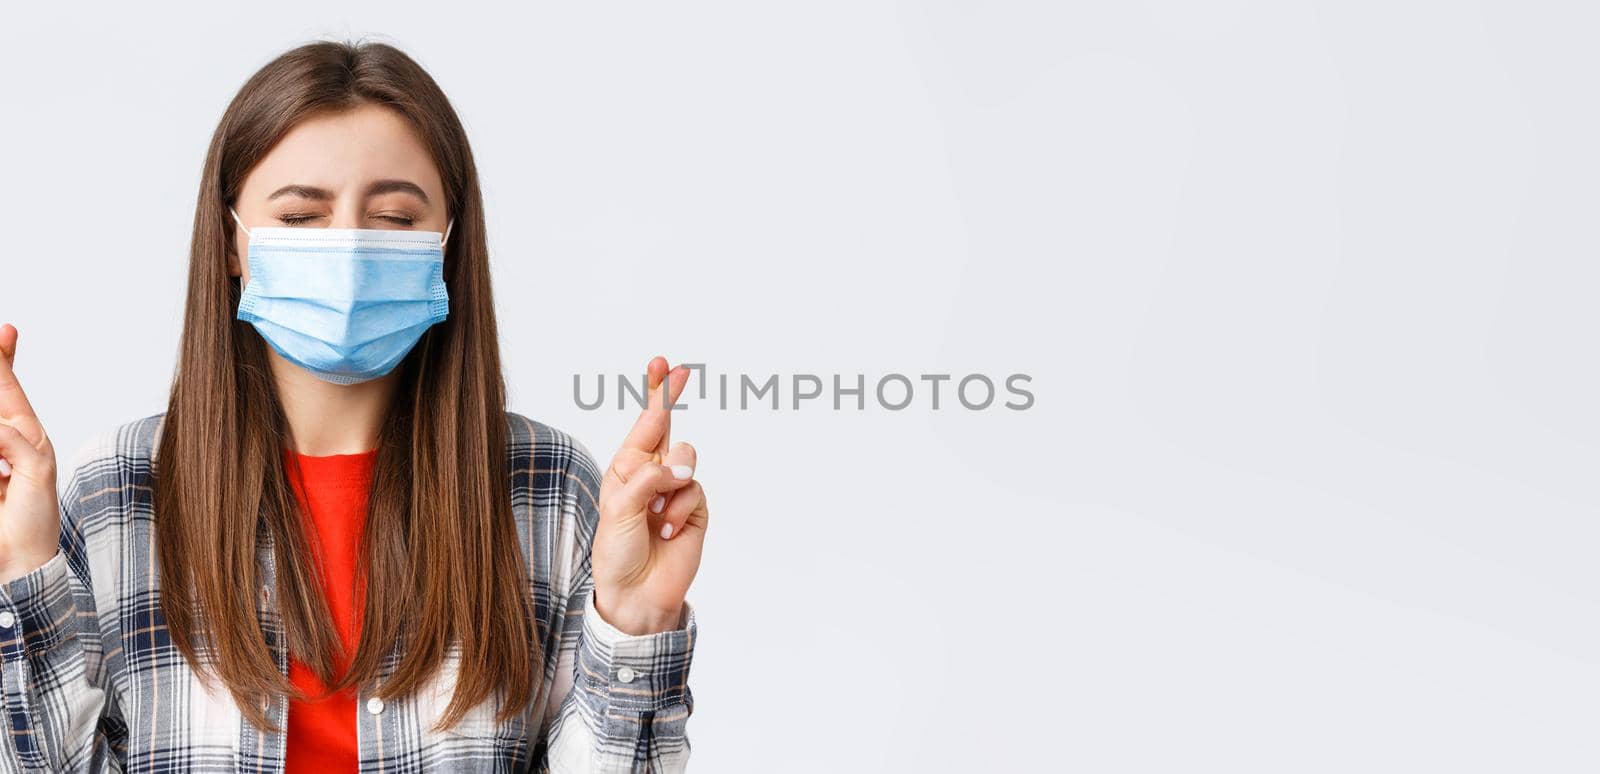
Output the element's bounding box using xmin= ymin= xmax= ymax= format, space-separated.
xmin=0 ymin=411 xmax=697 ymax=773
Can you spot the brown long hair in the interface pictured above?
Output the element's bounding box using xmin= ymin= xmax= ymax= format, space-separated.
xmin=153 ymin=39 xmax=536 ymax=733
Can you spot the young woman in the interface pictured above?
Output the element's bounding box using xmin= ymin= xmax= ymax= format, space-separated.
xmin=0 ymin=40 xmax=706 ymax=772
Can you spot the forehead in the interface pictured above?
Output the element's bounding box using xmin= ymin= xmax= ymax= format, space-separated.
xmin=239 ymin=102 xmax=443 ymax=201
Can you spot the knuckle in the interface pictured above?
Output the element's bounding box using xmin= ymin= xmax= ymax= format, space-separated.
xmin=609 ymin=448 xmax=649 ymax=474
xmin=624 ymin=462 xmax=662 ymax=490
xmin=0 ymin=416 xmax=41 ymax=445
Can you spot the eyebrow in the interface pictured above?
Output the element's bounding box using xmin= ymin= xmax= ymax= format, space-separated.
xmin=266 ymin=179 xmax=432 ymax=205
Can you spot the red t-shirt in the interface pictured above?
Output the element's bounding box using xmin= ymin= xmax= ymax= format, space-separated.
xmin=281 ymin=446 xmax=377 ymax=772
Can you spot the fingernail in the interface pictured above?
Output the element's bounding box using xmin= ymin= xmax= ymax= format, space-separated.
xmin=649 ymin=495 xmax=665 ymax=514
xmin=660 ymin=522 xmax=674 ymax=540
xmin=0 ymin=458 xmax=10 ymax=477
xmin=670 ymin=465 xmax=693 ymax=480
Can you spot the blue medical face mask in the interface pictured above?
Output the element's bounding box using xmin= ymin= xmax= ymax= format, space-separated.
xmin=229 ymin=207 xmax=454 ymax=385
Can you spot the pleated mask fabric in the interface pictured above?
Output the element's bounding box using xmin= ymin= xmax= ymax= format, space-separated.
xmin=230 ymin=207 xmax=452 ymax=385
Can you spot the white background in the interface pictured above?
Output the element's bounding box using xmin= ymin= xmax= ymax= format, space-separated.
xmin=3 ymin=2 xmax=1596 ymax=771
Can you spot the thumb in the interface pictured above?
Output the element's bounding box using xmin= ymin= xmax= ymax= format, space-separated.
xmin=0 ymin=419 xmax=49 ymax=481
xmin=604 ymin=461 xmax=695 ymax=528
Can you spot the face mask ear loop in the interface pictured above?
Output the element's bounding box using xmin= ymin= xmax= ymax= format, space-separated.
xmin=229 ymin=207 xmax=252 ymax=238
xmin=441 ymin=218 xmax=454 ymax=249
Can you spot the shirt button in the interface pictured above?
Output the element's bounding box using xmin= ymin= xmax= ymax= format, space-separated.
xmin=0 ymin=611 xmax=14 ymax=628
xmin=366 ymin=697 xmax=385 ymax=715
xmin=616 ymin=666 xmax=636 ymax=684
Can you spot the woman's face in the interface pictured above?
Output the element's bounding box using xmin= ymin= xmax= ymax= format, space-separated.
xmin=229 ymin=102 xmax=449 ymax=282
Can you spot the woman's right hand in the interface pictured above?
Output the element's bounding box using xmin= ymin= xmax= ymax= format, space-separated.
xmin=0 ymin=323 xmax=61 ymax=584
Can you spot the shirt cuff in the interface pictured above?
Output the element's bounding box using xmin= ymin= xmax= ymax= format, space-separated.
xmin=0 ymin=550 xmax=78 ymax=661
xmin=575 ymin=586 xmax=697 ymax=712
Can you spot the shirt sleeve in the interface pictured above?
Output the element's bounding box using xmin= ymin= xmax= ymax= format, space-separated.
xmin=541 ymin=435 xmax=697 ymax=774
xmin=0 ymin=450 xmax=127 ymax=773
xmin=575 ymin=584 xmax=696 ymax=713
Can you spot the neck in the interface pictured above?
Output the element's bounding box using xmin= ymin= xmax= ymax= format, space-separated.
xmin=267 ymin=351 xmax=397 ymax=456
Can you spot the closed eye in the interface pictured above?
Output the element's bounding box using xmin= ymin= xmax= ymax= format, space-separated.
xmin=276 ymin=214 xmax=417 ymax=226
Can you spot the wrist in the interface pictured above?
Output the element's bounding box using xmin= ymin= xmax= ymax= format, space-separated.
xmin=592 ymin=585 xmax=683 ymax=636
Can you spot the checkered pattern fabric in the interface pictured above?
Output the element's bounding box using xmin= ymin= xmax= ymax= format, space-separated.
xmin=0 ymin=411 xmax=696 ymax=772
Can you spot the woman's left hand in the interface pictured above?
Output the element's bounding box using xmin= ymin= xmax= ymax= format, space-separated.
xmin=591 ymin=356 xmax=708 ymax=635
